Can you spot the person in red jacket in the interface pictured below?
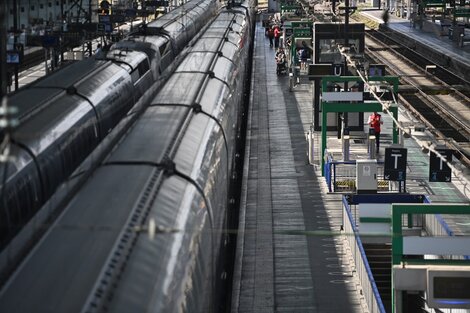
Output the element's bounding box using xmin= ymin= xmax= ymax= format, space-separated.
xmin=368 ymin=112 xmax=383 ymax=153
xmin=273 ymin=25 xmax=281 ymax=48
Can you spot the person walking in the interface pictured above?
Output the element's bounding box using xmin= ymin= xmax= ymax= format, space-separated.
xmin=367 ymin=112 xmax=383 ymax=153
xmin=267 ymin=27 xmax=274 ymax=48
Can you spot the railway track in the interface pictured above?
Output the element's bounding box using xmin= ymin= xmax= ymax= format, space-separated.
xmin=364 ymin=29 xmax=470 ymax=166
xmin=19 ymin=48 xmax=45 ymax=71
xmin=368 ymin=30 xmax=470 ymax=96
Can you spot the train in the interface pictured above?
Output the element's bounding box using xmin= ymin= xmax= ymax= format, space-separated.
xmin=0 ymin=0 xmax=218 ymax=249
xmin=0 ymin=0 xmax=255 ymax=311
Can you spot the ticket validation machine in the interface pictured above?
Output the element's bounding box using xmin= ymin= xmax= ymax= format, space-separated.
xmin=356 ymin=159 xmax=377 ymax=193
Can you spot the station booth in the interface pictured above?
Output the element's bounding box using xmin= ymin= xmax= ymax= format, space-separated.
xmin=312 ymin=23 xmax=365 ymax=132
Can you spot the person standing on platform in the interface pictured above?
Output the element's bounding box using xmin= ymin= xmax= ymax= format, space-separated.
xmin=95 ymin=44 xmax=102 ymax=54
xmin=368 ymin=112 xmax=383 ymax=153
xmin=267 ymin=27 xmax=274 ymax=48
xmin=273 ymin=25 xmax=281 ymax=48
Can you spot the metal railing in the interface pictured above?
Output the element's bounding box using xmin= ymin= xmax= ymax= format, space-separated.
xmin=342 ymin=197 xmax=387 ymax=313
xmin=325 ymin=155 xmax=396 ymax=193
xmin=422 ymin=197 xmax=470 ymax=260
xmin=342 ymin=195 xmax=469 ymax=313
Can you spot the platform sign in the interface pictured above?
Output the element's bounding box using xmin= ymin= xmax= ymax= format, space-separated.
xmin=384 ymin=147 xmax=407 ymax=181
xmin=6 ymin=51 xmax=20 ymax=64
xmin=308 ymin=64 xmax=332 ymax=80
xmin=293 ymin=27 xmax=311 ymax=37
xmin=99 ymin=15 xmax=111 ymax=23
xmin=429 ymin=149 xmax=452 ymax=182
xmin=308 ymin=64 xmax=343 ymax=80
xmin=97 ymin=23 xmax=106 ymax=33
xmin=98 ymin=22 xmax=112 ymax=33
xmin=332 ymin=64 xmax=343 ymax=76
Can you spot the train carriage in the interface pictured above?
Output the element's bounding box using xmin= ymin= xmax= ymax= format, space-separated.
xmin=0 ymin=0 xmax=219 ymax=249
xmin=0 ymin=0 xmax=255 ymax=312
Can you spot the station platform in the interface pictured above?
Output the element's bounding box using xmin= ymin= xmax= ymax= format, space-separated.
xmin=231 ymin=19 xmax=470 ymax=313
xmin=231 ymin=21 xmax=366 ymax=313
xmin=359 ymin=9 xmax=470 ymax=82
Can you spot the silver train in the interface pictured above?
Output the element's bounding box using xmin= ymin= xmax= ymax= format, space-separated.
xmin=0 ymin=0 xmax=254 ymax=311
xmin=0 ymin=0 xmax=218 ymax=248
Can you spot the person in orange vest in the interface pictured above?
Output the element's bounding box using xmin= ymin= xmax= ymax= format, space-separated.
xmin=367 ymin=112 xmax=383 ymax=153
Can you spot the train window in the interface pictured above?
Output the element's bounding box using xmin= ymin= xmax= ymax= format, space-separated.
xmin=159 ymin=43 xmax=170 ymax=56
xmin=130 ymin=59 xmax=150 ymax=84
xmin=137 ymin=60 xmax=150 ymax=77
xmin=130 ymin=69 xmax=140 ymax=84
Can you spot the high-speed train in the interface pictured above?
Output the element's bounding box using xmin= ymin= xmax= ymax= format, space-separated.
xmin=0 ymin=0 xmax=218 ymax=248
xmin=0 ymin=0 xmax=254 ymax=311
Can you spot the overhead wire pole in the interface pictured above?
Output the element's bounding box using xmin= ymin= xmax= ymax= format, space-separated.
xmin=0 ymin=1 xmax=6 ymax=97
xmin=69 ymin=0 xmax=94 ymax=56
xmin=61 ymin=0 xmax=65 ymax=63
xmin=88 ymin=0 xmax=93 ymax=56
xmin=345 ymin=0 xmax=349 ymax=48
xmin=13 ymin=0 xmax=19 ymax=90
xmin=342 ymin=0 xmax=355 ymax=133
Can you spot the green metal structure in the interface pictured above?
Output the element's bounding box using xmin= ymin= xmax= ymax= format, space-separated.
xmin=454 ymin=7 xmax=470 ymax=17
xmin=320 ymin=76 xmax=399 ymax=175
xmin=391 ymin=203 xmax=470 ymax=265
xmin=281 ymin=4 xmax=302 ymax=16
xmin=422 ymin=0 xmax=446 ymax=7
xmin=284 ymin=20 xmax=313 ymax=71
xmin=391 ymin=203 xmax=470 ymax=312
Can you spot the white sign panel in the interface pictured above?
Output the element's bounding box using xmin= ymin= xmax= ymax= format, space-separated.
xmin=403 ymin=237 xmax=470 ymax=255
xmin=322 ymin=92 xmax=363 ymax=102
